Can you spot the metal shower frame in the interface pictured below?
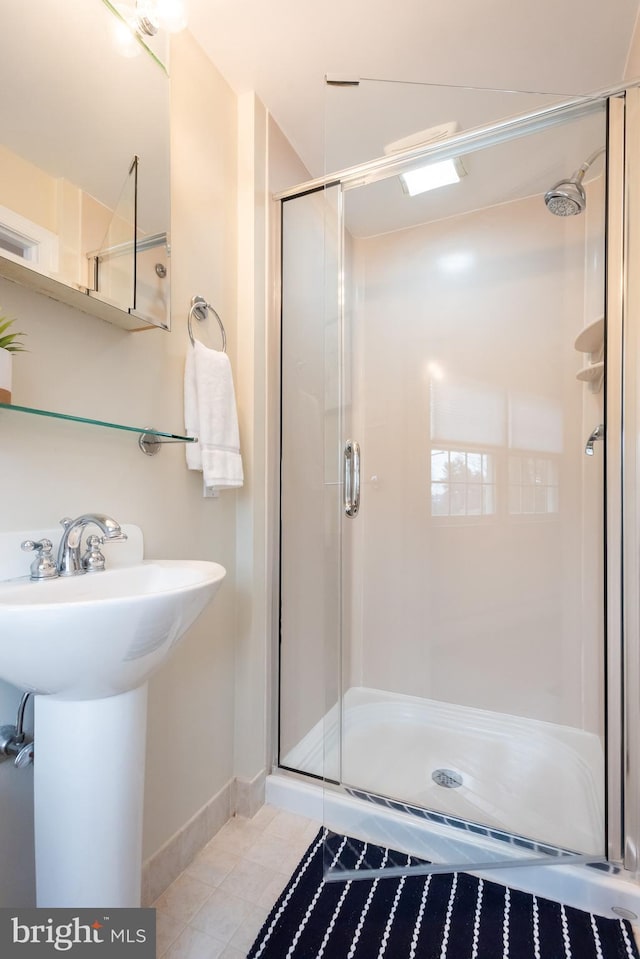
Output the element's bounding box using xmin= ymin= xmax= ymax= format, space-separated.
xmin=274 ymin=78 xmax=640 ymax=875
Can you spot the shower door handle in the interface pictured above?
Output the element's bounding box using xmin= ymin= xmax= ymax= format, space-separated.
xmin=344 ymin=440 xmax=360 ymax=518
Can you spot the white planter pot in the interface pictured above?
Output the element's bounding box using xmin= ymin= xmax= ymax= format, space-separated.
xmin=0 ymin=347 xmax=11 ymax=403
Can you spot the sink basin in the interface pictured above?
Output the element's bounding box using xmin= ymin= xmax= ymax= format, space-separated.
xmin=0 ymin=559 xmax=226 ymax=699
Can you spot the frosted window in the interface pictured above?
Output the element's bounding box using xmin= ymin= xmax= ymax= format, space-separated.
xmin=509 ymin=393 xmax=563 ymax=454
xmin=431 ymin=379 xmax=505 ymax=447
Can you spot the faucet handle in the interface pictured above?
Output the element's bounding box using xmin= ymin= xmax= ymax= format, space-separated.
xmin=82 ymin=534 xmax=106 ymax=573
xmin=14 ymin=742 xmax=34 ymax=768
xmin=21 ymin=538 xmax=53 ymax=552
xmin=0 ymin=693 xmax=34 ymax=768
xmin=21 ymin=539 xmax=59 ymax=581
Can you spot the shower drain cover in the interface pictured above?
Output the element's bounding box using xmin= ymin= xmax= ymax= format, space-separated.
xmin=432 ymin=768 xmax=463 ymax=789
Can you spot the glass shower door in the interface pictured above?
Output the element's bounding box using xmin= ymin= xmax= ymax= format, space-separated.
xmin=279 ymin=184 xmax=343 ymax=786
xmin=322 ymin=94 xmax=609 ymax=878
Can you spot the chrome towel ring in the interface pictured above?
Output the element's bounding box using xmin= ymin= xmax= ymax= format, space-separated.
xmin=187 ymin=294 xmax=227 ymax=352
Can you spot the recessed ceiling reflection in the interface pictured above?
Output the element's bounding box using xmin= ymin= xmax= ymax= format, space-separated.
xmin=385 ymin=122 xmax=467 ymax=197
xmin=437 ymin=251 xmax=476 ymax=273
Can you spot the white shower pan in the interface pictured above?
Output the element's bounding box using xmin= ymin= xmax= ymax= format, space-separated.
xmin=282 ymin=686 xmax=604 ymax=859
xmin=272 ymin=688 xmax=640 ymax=922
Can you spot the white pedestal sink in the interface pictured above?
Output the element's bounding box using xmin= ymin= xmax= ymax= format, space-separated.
xmin=0 ymin=525 xmax=226 ymax=907
xmin=35 ymin=688 xmax=149 ymax=907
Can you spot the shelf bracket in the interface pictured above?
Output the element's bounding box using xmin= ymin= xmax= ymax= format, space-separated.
xmin=138 ymin=432 xmax=161 ymax=456
xmin=138 ymin=430 xmax=197 ymax=456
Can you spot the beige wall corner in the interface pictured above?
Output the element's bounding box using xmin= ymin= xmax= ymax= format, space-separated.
xmin=142 ymin=777 xmax=234 ymax=906
xmin=234 ymin=91 xmax=270 ymax=784
xmin=234 ymin=769 xmax=267 ymax=819
xmin=625 ymin=9 xmax=640 ymax=80
xmin=143 ymin=28 xmax=240 ymax=860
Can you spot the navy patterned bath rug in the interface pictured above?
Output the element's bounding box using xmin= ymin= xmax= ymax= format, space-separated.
xmin=247 ymin=829 xmax=639 ymax=958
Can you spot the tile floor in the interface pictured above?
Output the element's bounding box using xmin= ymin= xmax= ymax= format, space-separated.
xmin=155 ymin=803 xmax=640 ymax=958
xmin=154 ymin=804 xmax=320 ymax=959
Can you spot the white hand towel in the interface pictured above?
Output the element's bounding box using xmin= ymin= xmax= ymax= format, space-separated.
xmin=184 ymin=341 xmax=244 ymax=492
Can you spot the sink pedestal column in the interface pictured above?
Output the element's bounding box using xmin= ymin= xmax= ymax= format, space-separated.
xmin=34 ymin=685 xmax=148 ymax=907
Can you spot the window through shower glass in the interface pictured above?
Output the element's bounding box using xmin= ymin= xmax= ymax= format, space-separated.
xmin=279 ymin=84 xmax=608 ymax=876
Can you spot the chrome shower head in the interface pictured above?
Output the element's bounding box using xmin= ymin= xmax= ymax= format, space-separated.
xmin=544 ymin=147 xmax=605 ymax=217
xmin=544 ymin=178 xmax=587 ymax=216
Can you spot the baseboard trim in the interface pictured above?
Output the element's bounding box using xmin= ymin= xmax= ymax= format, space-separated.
xmin=233 ymin=769 xmax=266 ymax=819
xmin=142 ymin=771 xmax=267 ymax=905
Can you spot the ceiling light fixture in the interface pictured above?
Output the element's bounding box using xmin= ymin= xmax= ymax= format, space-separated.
xmin=384 ymin=122 xmax=467 ymax=197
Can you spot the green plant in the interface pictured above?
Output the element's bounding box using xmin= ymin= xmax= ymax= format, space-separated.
xmin=0 ymin=312 xmax=27 ymax=353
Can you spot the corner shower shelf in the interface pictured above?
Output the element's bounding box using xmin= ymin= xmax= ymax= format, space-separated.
xmin=0 ymin=402 xmax=196 ymax=456
xmin=576 ymin=361 xmax=605 ymax=384
xmin=574 ymin=315 xmax=604 ymax=354
xmin=574 ymin=315 xmax=604 ymax=393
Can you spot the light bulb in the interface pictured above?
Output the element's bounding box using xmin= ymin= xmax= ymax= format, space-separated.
xmin=111 ymin=17 xmax=142 ymax=58
xmin=155 ymin=0 xmax=187 ymax=32
xmin=135 ymin=0 xmax=160 ymax=35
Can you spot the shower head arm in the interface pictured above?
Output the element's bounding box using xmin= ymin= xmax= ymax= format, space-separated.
xmin=574 ymin=147 xmax=606 ymax=184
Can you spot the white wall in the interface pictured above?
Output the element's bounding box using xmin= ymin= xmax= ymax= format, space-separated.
xmin=0 ymin=28 xmax=239 ymax=904
xmin=346 ymin=187 xmax=604 ymax=731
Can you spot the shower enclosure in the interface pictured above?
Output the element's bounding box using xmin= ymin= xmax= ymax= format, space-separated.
xmin=276 ymin=81 xmax=640 ymax=895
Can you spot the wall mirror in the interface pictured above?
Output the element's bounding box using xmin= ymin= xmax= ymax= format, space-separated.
xmin=0 ymin=0 xmax=170 ymax=332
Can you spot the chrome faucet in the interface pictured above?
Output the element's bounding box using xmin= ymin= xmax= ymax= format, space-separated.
xmin=57 ymin=514 xmax=127 ymax=576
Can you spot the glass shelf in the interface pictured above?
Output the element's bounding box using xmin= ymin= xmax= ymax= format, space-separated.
xmin=0 ymin=402 xmax=195 ymax=454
